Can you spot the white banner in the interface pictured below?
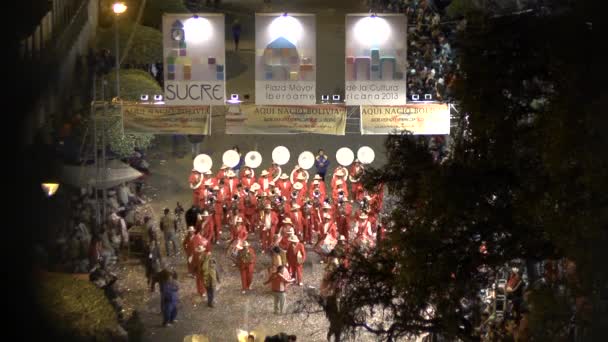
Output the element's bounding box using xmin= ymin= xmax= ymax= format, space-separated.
xmin=162 ymin=13 xmax=226 ymax=105
xmin=255 ymin=13 xmax=316 ymax=105
xmin=345 ymin=14 xmax=407 ymax=105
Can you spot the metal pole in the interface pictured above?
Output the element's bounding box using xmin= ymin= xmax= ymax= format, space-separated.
xmin=114 ymin=15 xmax=120 ymax=99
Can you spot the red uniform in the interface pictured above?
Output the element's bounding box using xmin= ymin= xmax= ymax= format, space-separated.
xmin=241 ymin=176 xmax=256 ymax=189
xmin=335 ymin=201 xmax=353 ymax=240
xmin=331 ymin=166 xmax=348 ymax=189
xmin=202 ymin=215 xmax=216 ymax=244
xmin=349 ymin=163 xmax=365 ymax=201
xmin=289 ymin=209 xmax=305 ymax=238
xmin=287 ymin=242 xmax=306 ymax=284
xmin=258 ymin=175 xmax=272 ymax=192
xmin=302 ymin=203 xmax=315 ymax=244
xmin=189 ymin=170 xmax=203 ymax=206
xmin=260 ymin=210 xmax=279 ymax=250
xmin=309 ymin=185 xmax=326 ymax=203
xmin=237 ymin=246 xmax=257 ymax=290
xmin=276 ymin=179 xmax=292 ymax=196
xmin=320 ymin=219 xmax=338 ymax=241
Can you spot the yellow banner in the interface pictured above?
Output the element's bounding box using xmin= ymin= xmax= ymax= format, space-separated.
xmin=360 ymin=104 xmax=450 ymax=135
xmin=225 ymin=104 xmax=346 ymax=135
xmin=122 ymin=104 xmax=211 ymax=134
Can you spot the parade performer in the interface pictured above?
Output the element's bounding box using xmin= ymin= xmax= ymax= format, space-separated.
xmin=314 ymin=149 xmax=330 ymax=181
xmin=290 ymin=165 xmax=309 ymax=185
xmin=331 ymin=167 xmax=348 ymax=190
xmin=309 ymin=180 xmax=326 ymax=204
xmin=315 ymin=213 xmax=338 ymax=263
xmin=258 ymin=170 xmax=272 ymax=192
xmin=289 ymin=203 xmax=304 ymax=239
xmin=193 ymin=245 xmax=207 ymax=297
xmin=355 ymin=213 xmax=375 ymax=250
xmin=332 ymin=179 xmax=349 ymax=203
xmin=216 ymin=164 xmax=229 ymax=180
xmin=276 ymin=173 xmax=291 ymax=196
xmin=183 ymin=226 xmax=196 ymax=275
xmin=291 ymin=182 xmax=306 ymax=207
xmin=293 ymin=173 xmax=308 ymax=194
xmin=349 ymin=159 xmax=365 ymax=202
xmin=335 ymin=198 xmax=353 ymax=241
xmin=260 ymin=204 xmax=278 ymax=251
xmin=237 ymin=240 xmax=256 ymax=293
xmin=267 ymin=162 xmax=282 ymax=183
xmin=240 ymin=167 xmax=256 ymax=189
xmin=313 ymin=174 xmax=327 ymax=194
xmin=199 ymin=180 xmax=214 ymax=208
xmin=225 ymin=170 xmax=239 ymax=197
xmin=302 ymin=199 xmax=315 ymax=245
xmin=332 ymin=235 xmax=351 ymax=268
xmin=200 ymin=210 xmax=217 ymax=245
xmin=286 ymin=235 xmax=306 ymax=286
xmin=189 ymin=169 xmax=203 ymax=206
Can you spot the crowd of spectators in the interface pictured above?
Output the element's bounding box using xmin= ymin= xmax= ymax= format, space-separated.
xmin=367 ymin=0 xmax=462 ymax=102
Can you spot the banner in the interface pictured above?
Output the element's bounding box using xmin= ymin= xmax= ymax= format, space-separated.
xmin=255 ymin=13 xmax=316 ymax=105
xmin=345 ymin=14 xmax=407 ymax=105
xmin=225 ymin=104 xmax=346 ymax=135
xmin=162 ymin=13 xmax=225 ymax=105
xmin=122 ymin=104 xmax=211 ymax=134
xmin=360 ymin=104 xmax=450 ymax=135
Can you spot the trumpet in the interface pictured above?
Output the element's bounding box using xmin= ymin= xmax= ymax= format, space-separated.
xmin=313 ymin=189 xmax=321 ymax=198
xmin=291 ymin=190 xmax=299 ymax=199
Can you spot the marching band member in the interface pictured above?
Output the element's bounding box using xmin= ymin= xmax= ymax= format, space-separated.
xmin=267 ymin=162 xmax=282 ymax=183
xmin=335 ymin=198 xmax=353 ymax=241
xmin=355 ymin=213 xmax=375 ymax=249
xmin=212 ymin=186 xmax=224 ymax=234
xmin=258 ymin=170 xmax=272 ymax=192
xmin=189 ymin=169 xmax=203 ymax=206
xmin=199 ymin=179 xmax=214 ymax=208
xmin=291 ymin=182 xmax=306 ymax=207
xmin=331 ymin=166 xmax=348 ymax=189
xmin=201 ymin=210 xmax=217 ymax=245
xmin=216 ymin=164 xmax=229 ymax=180
xmin=286 ymin=235 xmax=306 ymax=286
xmin=260 ymin=204 xmax=278 ymax=252
xmin=349 ymin=159 xmax=365 ymax=202
xmin=240 ymin=167 xmax=256 ymax=189
xmin=332 ymin=235 xmax=351 ymax=268
xmin=203 ymin=170 xmax=215 ymax=187
xmin=309 ymin=180 xmax=326 ymax=203
xmin=194 ymin=245 xmax=208 ymax=297
xmin=244 ymin=186 xmax=259 ymax=233
xmin=313 ymin=174 xmax=327 ymax=194
xmin=276 ymin=173 xmax=292 ymax=196
xmin=225 ymin=170 xmax=239 ymax=197
xmin=320 ymin=212 xmax=338 ymax=241
xmin=183 ymin=226 xmax=196 ymax=275
xmin=290 ymin=165 xmax=309 ymax=184
xmin=237 ymin=240 xmax=256 ymax=293
xmin=332 ymin=179 xmax=349 ymax=204
xmin=289 ymin=203 xmax=304 ymax=240
xmin=302 ymin=199 xmax=315 ymax=245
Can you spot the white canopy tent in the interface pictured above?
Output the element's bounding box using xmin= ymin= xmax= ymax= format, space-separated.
xmin=61 ymin=159 xmax=143 ymax=189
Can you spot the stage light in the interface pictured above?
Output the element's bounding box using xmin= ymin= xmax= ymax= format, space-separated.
xmin=321 ymin=95 xmax=329 ymax=103
xmin=354 ymin=15 xmax=391 ymax=46
xmin=154 ymin=94 xmax=163 ymax=101
xmin=140 ymin=94 xmax=149 ymax=101
xmin=424 ymin=94 xmax=432 ymax=100
xmin=268 ymin=13 xmax=303 ymax=45
xmin=332 ymin=95 xmax=341 ymax=102
xmin=184 ymin=16 xmax=213 ymax=43
xmin=411 ymin=94 xmax=419 ymax=101
xmin=227 ymin=94 xmax=243 ymax=104
xmin=41 ymin=183 xmax=60 ymax=197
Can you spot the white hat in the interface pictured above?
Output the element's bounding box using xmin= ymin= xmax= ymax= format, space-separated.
xmin=213 ymin=185 xmax=220 ymax=190
xmin=364 ymin=195 xmax=372 ymax=201
xmin=188 ymin=226 xmax=195 ymax=232
xmin=204 ymin=179 xmax=213 ymax=186
xmin=201 ymin=211 xmax=210 ymax=216
xmin=286 ymin=227 xmax=295 ymax=235
xmin=354 ymin=158 xmax=360 ymax=163
xmin=264 ymin=204 xmax=272 ymax=209
xmin=195 ymin=245 xmax=206 ymax=253
xmin=313 ymin=174 xmax=322 ymax=180
xmin=261 ymin=170 xmax=269 ymax=176
xmin=322 ymin=203 xmax=332 ymax=209
xmin=335 ymin=170 xmax=345 ymax=176
xmin=291 ymin=204 xmax=301 ymax=210
xmin=204 ymin=170 xmax=212 ymax=175
xmin=221 ymin=164 xmax=228 ymax=169
xmin=297 ymin=173 xmax=306 ymax=180
xmin=269 ymin=181 xmax=276 ymax=186
xmin=282 ymin=217 xmax=293 ymax=225
xmin=288 ymin=235 xmax=299 ymax=243
xmin=280 ymin=173 xmax=289 ymax=179
xmin=359 ymin=213 xmax=368 ymax=219
xmin=236 ymin=217 xmax=243 ymax=222
xmin=242 ymin=240 xmax=250 ymax=247
xmin=261 ymin=191 xmax=268 ymax=197
xmin=250 ymin=183 xmax=260 ymax=191
xmin=226 ymin=170 xmax=236 ymax=177
xmin=338 ymin=235 xmax=346 ymax=241
xmin=293 ymin=182 xmax=303 ymax=190
xmin=313 ymin=180 xmax=319 ymax=185
xmin=323 ymin=213 xmax=332 ymax=219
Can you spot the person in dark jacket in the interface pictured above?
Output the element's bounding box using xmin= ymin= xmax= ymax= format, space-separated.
xmin=161 ymin=271 xmax=179 ymax=327
xmin=314 ymin=149 xmax=330 ymax=181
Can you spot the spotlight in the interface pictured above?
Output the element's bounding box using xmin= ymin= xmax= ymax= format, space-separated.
xmin=227 ymin=94 xmax=243 ymax=104
xmin=154 ymin=94 xmax=163 ymax=101
xmin=231 ymin=94 xmax=239 ymax=101
xmin=332 ymin=95 xmax=341 ymax=102
xmin=140 ymin=94 xmax=149 ymax=101
xmin=411 ymin=94 xmax=419 ymax=101
xmin=321 ymin=95 xmax=329 ymax=103
xmin=424 ymin=94 xmax=432 ymax=100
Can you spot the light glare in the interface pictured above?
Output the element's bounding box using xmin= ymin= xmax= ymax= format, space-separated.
xmin=112 ymin=2 xmax=127 ymax=14
xmin=268 ymin=15 xmax=303 ymax=45
xmin=354 ymin=15 xmax=391 ymax=46
xmin=184 ymin=17 xmax=213 ymax=43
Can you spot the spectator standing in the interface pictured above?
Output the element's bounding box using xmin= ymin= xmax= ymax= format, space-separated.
xmin=314 ymin=149 xmax=330 ymax=181
xmin=200 ymin=251 xmax=221 ymax=307
xmin=232 ymin=19 xmax=242 ymax=51
xmin=264 ymin=265 xmax=295 ymax=314
xmin=160 ymin=208 xmax=179 ymax=257
xmin=161 ymin=271 xmax=179 ymax=327
xmin=187 ymin=135 xmax=204 ymax=159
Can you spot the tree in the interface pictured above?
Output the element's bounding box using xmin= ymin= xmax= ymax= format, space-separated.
xmin=329 ymin=2 xmax=606 ymax=341
xmin=97 ymin=22 xmax=163 ymax=65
